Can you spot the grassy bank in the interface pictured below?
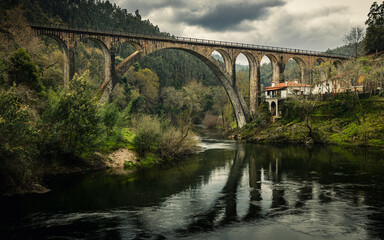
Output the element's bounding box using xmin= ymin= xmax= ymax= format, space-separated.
xmin=236 ymin=95 xmax=384 ymax=147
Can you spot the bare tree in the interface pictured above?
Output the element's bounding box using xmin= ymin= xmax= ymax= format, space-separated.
xmin=343 ymin=27 xmax=365 ymax=59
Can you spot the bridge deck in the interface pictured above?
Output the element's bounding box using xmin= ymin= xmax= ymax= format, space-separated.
xmin=29 ymin=23 xmax=351 ymax=59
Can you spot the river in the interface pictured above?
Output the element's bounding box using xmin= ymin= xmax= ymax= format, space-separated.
xmin=1 ymin=131 xmax=384 ymax=239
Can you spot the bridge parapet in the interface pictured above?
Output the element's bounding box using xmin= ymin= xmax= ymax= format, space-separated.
xmin=29 ymin=23 xmax=351 ymax=59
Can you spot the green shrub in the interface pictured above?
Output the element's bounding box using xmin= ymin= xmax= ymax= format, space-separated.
xmin=158 ymin=125 xmax=199 ymax=160
xmin=0 ymin=87 xmax=38 ymax=190
xmin=7 ymin=48 xmax=43 ymax=92
xmin=96 ymin=101 xmax=133 ymax=153
xmin=132 ymin=114 xmax=161 ymax=156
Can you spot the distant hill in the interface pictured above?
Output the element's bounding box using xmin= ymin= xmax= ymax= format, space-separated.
xmin=325 ymin=42 xmax=364 ymax=57
xmin=0 ymin=0 xmax=220 ymax=88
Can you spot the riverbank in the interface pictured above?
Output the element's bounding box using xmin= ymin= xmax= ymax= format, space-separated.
xmin=1 ymin=148 xmax=138 ymax=196
xmin=229 ymin=95 xmax=384 ymax=147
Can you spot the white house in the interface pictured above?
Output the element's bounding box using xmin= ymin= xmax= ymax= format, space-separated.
xmin=312 ymin=80 xmax=333 ymax=95
xmin=264 ymin=81 xmax=311 ymax=117
xmin=264 ymin=81 xmax=311 ymax=99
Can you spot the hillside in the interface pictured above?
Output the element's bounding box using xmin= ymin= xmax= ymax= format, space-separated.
xmin=0 ymin=0 xmax=220 ymax=88
xmin=325 ymin=41 xmax=364 ymax=57
xmin=235 ymin=54 xmax=384 ymax=147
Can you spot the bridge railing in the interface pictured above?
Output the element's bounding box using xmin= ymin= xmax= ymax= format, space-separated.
xmin=29 ymin=22 xmax=352 ymax=58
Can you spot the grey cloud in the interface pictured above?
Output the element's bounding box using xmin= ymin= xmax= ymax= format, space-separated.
xmin=178 ymin=1 xmax=286 ymax=31
xmin=267 ymin=7 xmax=350 ymax=50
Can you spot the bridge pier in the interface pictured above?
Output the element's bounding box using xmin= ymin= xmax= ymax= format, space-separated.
xmin=278 ymin=59 xmax=285 ymax=83
xmin=98 ymin=46 xmax=116 ymax=103
xmin=67 ymin=46 xmax=76 ymax=86
xmin=249 ymin=64 xmax=261 ymax=116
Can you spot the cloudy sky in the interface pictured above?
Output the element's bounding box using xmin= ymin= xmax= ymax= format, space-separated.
xmin=110 ymin=0 xmax=371 ymax=54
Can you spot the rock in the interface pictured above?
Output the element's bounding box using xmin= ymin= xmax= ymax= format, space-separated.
xmin=107 ymin=148 xmax=137 ymax=168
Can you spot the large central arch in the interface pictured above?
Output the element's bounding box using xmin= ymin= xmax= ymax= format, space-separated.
xmin=110 ymin=43 xmax=250 ymax=127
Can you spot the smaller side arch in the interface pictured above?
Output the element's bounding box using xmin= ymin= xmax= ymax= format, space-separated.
xmin=211 ymin=49 xmax=232 ymax=73
xmin=84 ymin=38 xmax=115 ymax=103
xmin=311 ymin=58 xmax=325 ymax=67
xmin=120 ymin=40 xmax=143 ymax=52
xmin=237 ymin=51 xmax=260 ymax=115
xmin=311 ymin=58 xmax=327 ymax=85
xmin=262 ymin=54 xmax=281 ymax=84
xmin=332 ymin=60 xmax=343 ymax=74
xmin=38 ymin=34 xmax=71 ymax=86
xmin=290 ymin=56 xmax=308 ymax=84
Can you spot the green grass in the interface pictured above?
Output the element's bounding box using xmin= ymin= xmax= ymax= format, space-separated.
xmin=241 ymin=97 xmax=384 ymax=147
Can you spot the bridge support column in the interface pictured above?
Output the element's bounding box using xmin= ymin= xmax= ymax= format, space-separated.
xmin=230 ymin=59 xmax=250 ymax=126
xmin=272 ymin=64 xmax=280 ymax=85
xmin=62 ymin=43 xmax=76 ymax=87
xmin=302 ymin=67 xmax=311 ymax=84
xmin=271 ymin=58 xmax=285 ymax=84
xmin=231 ymin=60 xmax=237 ymax=86
xmin=99 ymin=48 xmax=116 ymax=103
xmin=278 ymin=60 xmax=285 ymax=83
xmin=249 ymin=64 xmax=260 ymax=116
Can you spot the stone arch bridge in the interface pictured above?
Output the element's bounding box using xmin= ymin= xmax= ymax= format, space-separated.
xmin=30 ymin=24 xmax=349 ymax=127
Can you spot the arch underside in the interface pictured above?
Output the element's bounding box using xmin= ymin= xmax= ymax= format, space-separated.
xmin=262 ymin=54 xmax=281 ymax=84
xmin=235 ymin=52 xmax=259 ymax=115
xmin=289 ymin=57 xmax=307 ymax=83
xmin=211 ymin=49 xmax=232 ymax=72
xmin=120 ymin=46 xmax=250 ymax=127
xmin=39 ymin=34 xmax=70 ymax=85
xmin=172 ymin=47 xmax=250 ymax=127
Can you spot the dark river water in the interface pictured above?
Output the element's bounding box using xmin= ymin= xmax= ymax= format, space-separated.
xmin=1 ymin=132 xmax=384 ymax=239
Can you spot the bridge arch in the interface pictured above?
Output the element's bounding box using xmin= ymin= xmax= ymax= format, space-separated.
xmin=211 ymin=49 xmax=231 ymax=72
xmin=332 ymin=60 xmax=343 ymax=74
xmin=118 ymin=40 xmax=143 ymax=52
xmin=311 ymin=58 xmax=327 ymax=85
xmin=285 ymin=57 xmax=307 ymax=83
xmin=114 ymin=45 xmax=249 ymax=127
xmin=261 ymin=54 xmax=281 ymax=84
xmin=38 ymin=34 xmax=71 ymax=86
xmin=235 ymin=51 xmax=259 ymax=115
xmin=312 ymin=58 xmax=325 ymax=67
xmin=80 ymin=37 xmax=119 ymax=101
xmin=84 ymin=38 xmax=112 ymax=76
xmin=234 ymin=53 xmax=250 ymax=110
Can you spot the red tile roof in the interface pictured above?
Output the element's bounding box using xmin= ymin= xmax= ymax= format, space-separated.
xmin=329 ymin=71 xmax=351 ymax=80
xmin=264 ymin=82 xmax=310 ymax=91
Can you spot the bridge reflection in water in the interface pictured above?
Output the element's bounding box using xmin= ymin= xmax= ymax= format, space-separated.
xmin=177 ymin=147 xmax=286 ymax=234
xmin=0 ymin=143 xmax=383 ymax=239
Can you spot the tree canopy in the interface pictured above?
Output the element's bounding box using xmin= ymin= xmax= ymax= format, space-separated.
xmin=364 ymin=1 xmax=384 ymax=53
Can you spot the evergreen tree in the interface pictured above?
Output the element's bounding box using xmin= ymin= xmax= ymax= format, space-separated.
xmin=7 ymin=48 xmax=43 ymax=92
xmin=364 ymin=1 xmax=384 ymax=53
